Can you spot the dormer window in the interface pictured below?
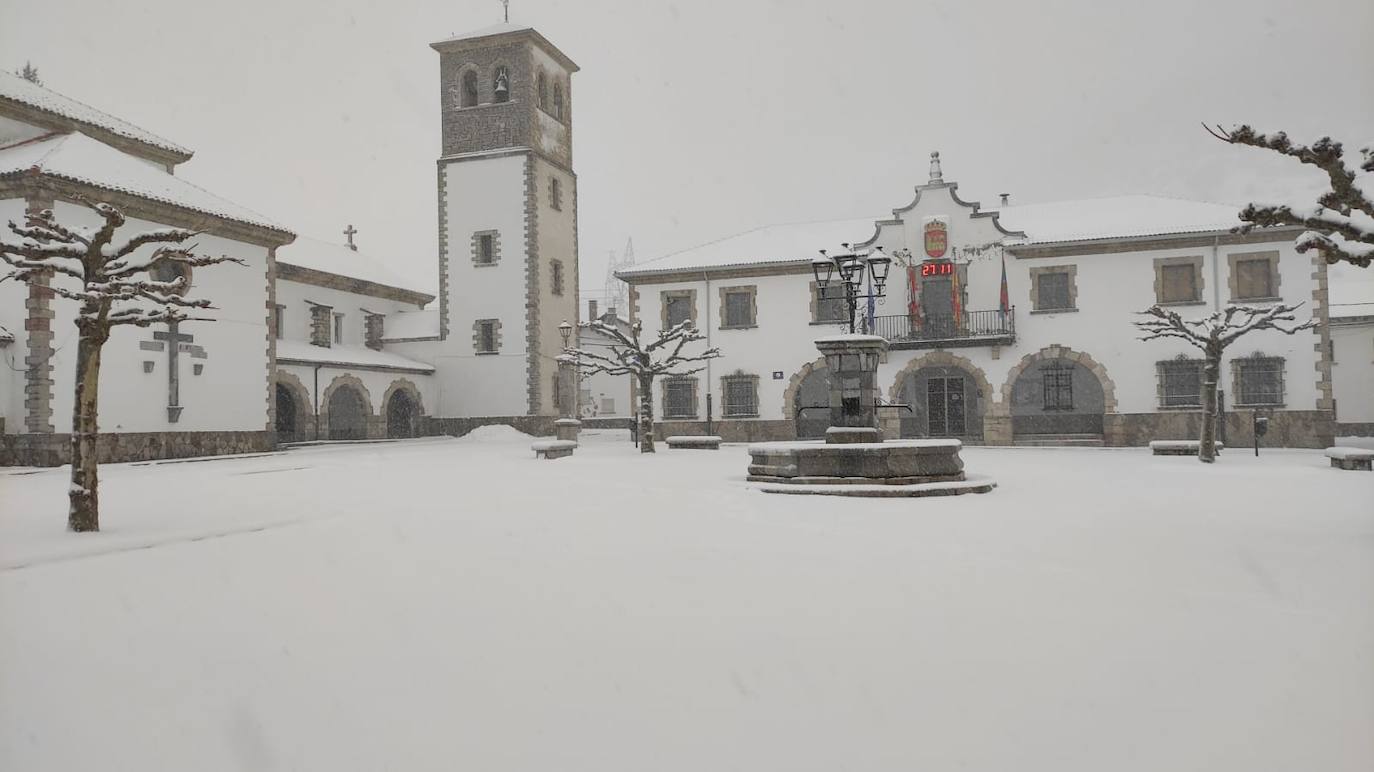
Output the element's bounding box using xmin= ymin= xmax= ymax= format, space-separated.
xmin=493 ymin=66 xmax=510 ymax=103
xmin=461 ymin=70 xmax=478 ymax=107
xmin=552 ymin=81 xmax=564 ymax=120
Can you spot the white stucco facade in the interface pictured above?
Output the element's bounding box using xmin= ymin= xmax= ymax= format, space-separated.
xmin=1331 ymin=317 xmax=1374 ymax=426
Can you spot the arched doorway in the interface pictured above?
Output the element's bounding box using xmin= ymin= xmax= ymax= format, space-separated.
xmin=327 ymin=385 xmax=369 ymax=440
xmin=275 ymin=383 xmax=297 ymax=437
xmin=1008 ymin=358 xmax=1106 ymax=438
xmin=895 ymin=365 xmax=985 ymax=440
xmin=386 ymin=390 xmax=417 ymax=438
xmin=794 ymin=366 xmax=831 ymax=439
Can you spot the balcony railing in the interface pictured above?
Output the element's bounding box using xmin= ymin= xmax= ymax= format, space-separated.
xmin=869 ymin=308 xmax=1015 ymax=348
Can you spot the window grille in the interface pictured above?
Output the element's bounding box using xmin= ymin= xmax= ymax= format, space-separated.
xmin=1042 ymin=362 xmax=1074 ymax=410
xmin=1158 ymin=359 xmax=1204 ymax=407
xmin=722 ymin=375 xmax=758 ymax=417
xmin=724 ymin=291 xmax=754 ymax=327
xmin=1235 ymin=356 xmax=1284 ymax=406
xmin=663 ymin=379 xmax=696 ymax=419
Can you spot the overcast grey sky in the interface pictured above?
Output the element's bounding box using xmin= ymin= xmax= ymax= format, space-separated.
xmin=3 ymin=0 xmax=1372 ymax=300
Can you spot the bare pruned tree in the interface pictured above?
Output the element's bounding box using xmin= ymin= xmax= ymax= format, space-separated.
xmin=566 ymin=319 xmax=720 ymax=453
xmin=1135 ymin=303 xmax=1317 ymax=463
xmin=1206 ymin=124 xmax=1374 ymax=268
xmin=1 ymin=197 xmax=242 ymax=531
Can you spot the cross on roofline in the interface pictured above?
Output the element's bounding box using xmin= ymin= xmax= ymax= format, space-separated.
xmin=501 ymin=0 xmax=509 ymax=22
xmin=343 ymin=224 xmax=357 ymax=250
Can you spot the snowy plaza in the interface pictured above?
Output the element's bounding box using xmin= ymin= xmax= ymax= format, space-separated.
xmin=3 ymin=429 xmax=1372 ymax=770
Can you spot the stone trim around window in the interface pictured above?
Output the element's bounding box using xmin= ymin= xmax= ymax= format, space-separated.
xmin=1028 ymin=264 xmax=1078 ymax=313
xmin=720 ymin=372 xmax=761 ymax=418
xmin=1227 ymin=250 xmax=1282 ymax=302
xmin=471 ymin=229 xmax=501 ymax=267
xmin=1230 ymin=354 xmax=1286 ymax=408
xmin=1152 ymin=255 xmax=1206 ymax=306
xmin=718 ymin=285 xmax=759 ymax=329
xmin=660 ymin=289 xmax=697 ymax=330
xmin=661 ymin=376 xmax=699 ymax=420
xmin=473 ymin=318 xmax=503 ymax=355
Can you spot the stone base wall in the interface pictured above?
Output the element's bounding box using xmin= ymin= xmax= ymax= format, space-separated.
xmin=1 ymin=431 xmax=275 ymax=467
xmin=425 ymin=415 xmax=559 ymax=438
xmin=654 ymin=419 xmax=794 ymax=443
xmin=1336 ymin=422 xmax=1374 ymax=438
xmin=1103 ymin=410 xmax=1334 ymax=449
xmin=580 ymin=417 xmax=635 ymax=430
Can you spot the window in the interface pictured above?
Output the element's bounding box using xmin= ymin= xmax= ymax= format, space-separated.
xmin=493 ymin=66 xmax=510 ymax=103
xmin=552 ymin=374 xmax=561 ymax=410
xmin=475 ymin=319 xmax=500 ymax=354
xmin=664 ymin=292 xmax=694 ymax=329
xmin=1233 ymin=253 xmax=1278 ymax=300
xmin=551 ymin=260 xmax=565 ymax=296
xmin=1042 ymin=362 xmax=1074 ymax=410
xmin=1157 ymin=358 xmax=1204 ymax=407
xmin=1035 ymin=271 xmax=1072 ymax=311
xmin=461 ymin=70 xmax=478 ymax=107
xmin=552 ymin=81 xmax=564 ymax=120
xmin=601 ymin=397 xmax=615 ymax=414
xmin=274 ymin=304 xmax=285 ymax=340
xmin=474 ymin=231 xmax=498 ymax=265
xmin=151 ymin=257 xmax=190 ymax=295
xmin=537 ymin=71 xmax=548 ymax=111
xmin=333 ymin=313 xmax=345 ymax=344
xmin=813 ymin=283 xmax=848 ymax=323
xmin=1156 ymin=258 xmax=1202 ymax=304
xmin=722 ymin=374 xmax=759 ymax=418
xmin=663 ymin=378 xmax=696 ymax=419
xmin=1234 ymin=356 xmax=1284 ymax=406
xmin=549 ymin=177 xmax=562 ymax=210
xmin=722 ymin=287 xmax=756 ymax=328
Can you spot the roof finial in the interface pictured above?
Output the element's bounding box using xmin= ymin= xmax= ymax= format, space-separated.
xmin=343 ymin=224 xmax=358 ymax=251
xmin=929 ymin=151 xmax=943 ymax=184
xmin=501 ymin=0 xmax=509 ymax=22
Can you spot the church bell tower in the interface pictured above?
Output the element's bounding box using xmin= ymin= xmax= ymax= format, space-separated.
xmin=430 ymin=24 xmax=579 ymax=421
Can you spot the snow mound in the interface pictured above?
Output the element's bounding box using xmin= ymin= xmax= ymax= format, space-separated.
xmin=455 ymin=424 xmax=533 ymax=443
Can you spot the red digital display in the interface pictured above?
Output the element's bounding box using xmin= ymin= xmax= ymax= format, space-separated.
xmin=920 ymin=261 xmax=954 ymax=277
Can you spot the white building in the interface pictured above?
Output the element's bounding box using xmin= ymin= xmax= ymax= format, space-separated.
xmin=1 ymin=23 xmax=584 ymax=465
xmin=618 ymin=154 xmax=1354 ymax=448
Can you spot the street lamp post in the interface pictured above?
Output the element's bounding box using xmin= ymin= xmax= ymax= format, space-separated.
xmin=811 ymin=245 xmax=893 ymax=333
xmin=556 ymin=320 xmax=580 ymax=443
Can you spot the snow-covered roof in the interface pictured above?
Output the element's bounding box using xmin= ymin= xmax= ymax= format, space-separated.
xmin=276 ymin=339 xmax=434 ymax=373
xmin=433 ymin=22 xmax=534 ymax=44
xmin=618 ymin=217 xmax=880 ymax=279
xmin=997 ymin=195 xmax=1244 ymax=245
xmin=276 ymin=236 xmax=432 ymax=298
xmin=0 ymin=70 xmax=190 ymax=161
xmin=0 ymin=132 xmax=288 ymax=235
xmin=383 ymin=308 xmax=441 ymax=340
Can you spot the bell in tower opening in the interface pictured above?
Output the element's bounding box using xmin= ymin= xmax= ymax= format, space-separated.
xmin=493 ymin=66 xmax=510 ymax=103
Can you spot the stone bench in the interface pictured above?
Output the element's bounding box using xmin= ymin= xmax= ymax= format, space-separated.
xmin=665 ymin=435 xmax=722 ymax=450
xmin=531 ymin=439 xmax=577 ymax=460
xmin=1325 ymin=447 xmax=1374 ymax=471
xmin=1149 ymin=440 xmax=1224 ymax=456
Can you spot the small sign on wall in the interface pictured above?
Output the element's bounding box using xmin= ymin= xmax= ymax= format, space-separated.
xmin=772 ymin=371 xmax=784 ymax=380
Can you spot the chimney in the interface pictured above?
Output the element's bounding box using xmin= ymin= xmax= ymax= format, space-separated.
xmin=999 ymin=193 xmax=1011 ymax=206
xmin=589 ymin=299 xmax=598 ymax=321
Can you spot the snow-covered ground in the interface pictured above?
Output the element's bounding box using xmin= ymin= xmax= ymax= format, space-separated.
xmin=2 ymin=429 xmax=1372 ymax=771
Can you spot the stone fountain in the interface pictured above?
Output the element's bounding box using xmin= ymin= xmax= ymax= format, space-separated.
xmin=747 ymin=334 xmax=994 ymax=497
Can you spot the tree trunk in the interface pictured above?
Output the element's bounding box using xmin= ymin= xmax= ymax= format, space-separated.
xmin=68 ymin=329 xmax=104 ymax=531
xmin=637 ymin=373 xmax=655 ymax=453
xmin=1199 ymin=347 xmax=1221 ymax=464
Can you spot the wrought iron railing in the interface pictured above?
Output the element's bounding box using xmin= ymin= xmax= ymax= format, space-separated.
xmin=868 ymin=308 xmax=1015 ymax=345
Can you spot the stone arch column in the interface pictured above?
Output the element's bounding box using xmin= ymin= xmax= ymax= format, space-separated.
xmin=886 ymin=351 xmax=998 ymax=440
xmin=781 ymin=356 xmax=828 ymax=423
xmin=319 ymin=374 xmax=378 ymax=440
xmin=382 ymin=378 xmax=427 ymax=438
xmin=999 ymin=344 xmax=1117 ymax=413
xmin=999 ymin=344 xmax=1118 ymax=442
xmin=271 ymin=370 xmax=314 ymax=443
